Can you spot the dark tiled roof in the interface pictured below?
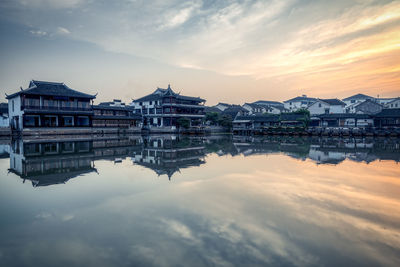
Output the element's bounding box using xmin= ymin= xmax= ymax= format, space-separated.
xmin=280 ymin=114 xmax=307 ymax=121
xmin=319 ymin=99 xmax=345 ymax=106
xmin=253 ymin=100 xmax=283 ymax=106
xmin=284 ymin=96 xmax=317 ymax=103
xmin=6 ymin=80 xmax=96 ymax=99
xmin=222 ymin=105 xmax=248 ymax=118
xmin=217 ymin=102 xmax=231 ymax=106
xmin=384 ymin=98 xmax=400 ymax=105
xmin=243 ymin=103 xmax=265 ymax=109
xmin=374 ymin=109 xmax=400 ymax=118
xmin=342 ymin=93 xmax=374 ymax=101
xmin=354 ymin=99 xmax=382 ymax=108
xmin=204 ymin=106 xmax=222 ymax=113
xmin=133 ymin=85 xmax=205 ymax=103
xmin=235 ymin=114 xmax=280 ymax=122
xmin=93 ymin=105 xmax=134 ymax=111
xmin=318 ymin=113 xmax=371 ymax=119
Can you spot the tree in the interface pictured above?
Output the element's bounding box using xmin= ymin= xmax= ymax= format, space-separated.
xmin=218 ymin=114 xmax=233 ymax=129
xmin=177 ymin=117 xmax=190 ymax=129
xmin=205 ymin=112 xmax=219 ymax=125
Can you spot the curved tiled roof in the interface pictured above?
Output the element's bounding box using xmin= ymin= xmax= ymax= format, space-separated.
xmin=132 ymin=85 xmax=205 ymax=103
xmin=6 ymin=80 xmax=96 ymax=99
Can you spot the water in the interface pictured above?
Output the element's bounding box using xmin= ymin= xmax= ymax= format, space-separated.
xmin=0 ymin=135 xmax=399 ymax=267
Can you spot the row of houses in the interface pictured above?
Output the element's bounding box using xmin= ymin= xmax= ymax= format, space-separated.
xmin=2 ymin=80 xmax=399 ymax=134
xmin=210 ymin=93 xmax=400 ymax=118
xmin=3 ymin=80 xmax=206 ymax=134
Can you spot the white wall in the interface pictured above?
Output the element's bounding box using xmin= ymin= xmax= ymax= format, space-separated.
xmin=386 ymin=99 xmax=400 ymax=109
xmin=8 ymin=96 xmax=23 ymax=129
xmin=284 ymin=100 xmax=315 ymax=111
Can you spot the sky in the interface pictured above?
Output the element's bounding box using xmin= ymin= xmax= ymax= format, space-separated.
xmin=0 ymin=0 xmax=399 ymax=105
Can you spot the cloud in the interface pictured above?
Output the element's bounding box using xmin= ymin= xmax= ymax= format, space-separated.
xmin=29 ymin=30 xmax=47 ymax=36
xmin=18 ymin=0 xmax=84 ymax=9
xmin=57 ymin=27 xmax=71 ymax=35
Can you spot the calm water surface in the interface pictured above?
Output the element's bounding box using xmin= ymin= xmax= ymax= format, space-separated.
xmin=0 ymin=135 xmax=399 ymax=267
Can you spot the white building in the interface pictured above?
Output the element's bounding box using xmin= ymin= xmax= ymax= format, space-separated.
xmin=307 ymin=99 xmax=345 ymax=115
xmin=242 ymin=103 xmax=267 ymax=114
xmin=385 ymin=98 xmax=400 ymax=109
xmin=283 ymin=95 xmax=317 ymax=111
xmin=376 ymin=97 xmax=397 ymax=106
xmin=342 ymin=93 xmax=374 ymax=107
xmin=215 ymin=103 xmax=231 ymax=111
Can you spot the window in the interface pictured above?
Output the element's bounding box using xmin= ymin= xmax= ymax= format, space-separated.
xmin=24 ymin=115 xmax=40 ymax=127
xmin=77 ymin=101 xmax=89 ymax=109
xmin=24 ymin=97 xmax=40 ymax=107
xmin=351 ymin=100 xmax=355 ymax=103
xmin=149 ymin=108 xmax=155 ymax=114
xmin=43 ymin=116 xmax=58 ymax=127
xmin=76 ymin=116 xmax=89 ymax=126
xmin=12 ymin=100 xmax=14 ymax=112
xmin=63 ymin=116 xmax=74 ymax=126
xmin=139 ymin=102 xmax=142 ymax=106
xmin=318 ymin=103 xmax=322 ymax=107
xmin=43 ymin=99 xmax=58 ymax=109
xmin=135 ymin=109 xmax=141 ymax=114
xmin=149 ymin=101 xmax=152 ymax=105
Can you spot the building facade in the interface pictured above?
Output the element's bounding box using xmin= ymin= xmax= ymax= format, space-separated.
xmin=342 ymin=93 xmax=374 ymax=107
xmin=92 ymin=100 xmax=141 ymax=129
xmin=283 ymin=95 xmax=317 ymax=111
xmin=385 ymin=98 xmax=400 ymax=109
xmin=307 ymin=99 xmax=345 ymax=115
xmin=130 ymin=85 xmax=205 ymax=128
xmin=6 ymin=80 xmax=96 ymax=131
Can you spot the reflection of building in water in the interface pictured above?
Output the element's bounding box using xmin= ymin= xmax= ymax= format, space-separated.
xmin=231 ymin=136 xmax=400 ymax=164
xmin=131 ymin=135 xmax=206 ymax=179
xmin=9 ymin=139 xmax=96 ymax=187
xmin=9 ymin=137 xmax=142 ymax=187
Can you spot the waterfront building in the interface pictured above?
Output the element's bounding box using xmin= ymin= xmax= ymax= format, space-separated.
xmin=233 ymin=114 xmax=280 ymax=133
xmin=350 ymin=99 xmax=383 ymax=115
xmin=252 ymin=100 xmax=284 ymax=108
xmin=283 ymin=95 xmax=317 ymax=111
xmin=316 ymin=113 xmax=373 ymax=127
xmin=373 ymin=109 xmax=400 ymax=128
xmin=130 ymin=85 xmax=205 ymax=129
xmin=307 ymin=99 xmax=345 ymax=115
xmin=92 ymin=100 xmax=141 ymax=129
xmin=385 ymin=98 xmax=400 ymax=109
xmin=342 ymin=93 xmax=374 ymax=107
xmin=6 ymin=80 xmax=96 ymax=131
xmin=242 ymin=103 xmax=267 ymax=114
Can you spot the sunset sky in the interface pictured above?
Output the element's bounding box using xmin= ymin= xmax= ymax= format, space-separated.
xmin=0 ymin=0 xmax=399 ymax=105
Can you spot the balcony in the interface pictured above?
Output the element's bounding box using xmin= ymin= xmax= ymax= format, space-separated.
xmin=24 ymin=105 xmax=92 ymax=111
xmin=22 ymin=105 xmax=93 ymax=112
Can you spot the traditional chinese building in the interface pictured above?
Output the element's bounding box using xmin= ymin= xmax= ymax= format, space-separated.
xmin=130 ymin=85 xmax=205 ymax=130
xmin=6 ymin=80 xmax=96 ymax=131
